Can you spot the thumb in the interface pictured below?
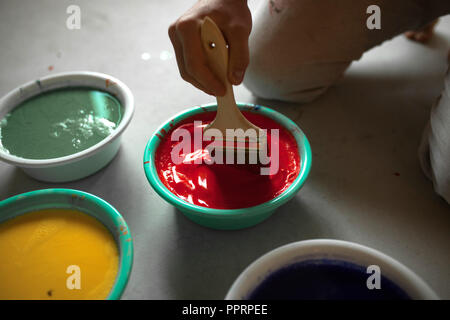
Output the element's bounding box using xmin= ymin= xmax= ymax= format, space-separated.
xmin=226 ymin=32 xmax=250 ymax=85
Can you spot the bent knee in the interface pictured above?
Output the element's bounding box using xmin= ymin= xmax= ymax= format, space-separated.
xmin=243 ymin=58 xmax=351 ymax=103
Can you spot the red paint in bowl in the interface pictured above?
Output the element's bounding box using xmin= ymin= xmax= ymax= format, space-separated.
xmin=154 ymin=111 xmax=300 ymax=209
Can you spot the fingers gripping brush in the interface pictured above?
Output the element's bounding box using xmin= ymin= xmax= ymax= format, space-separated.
xmin=200 ymin=17 xmax=267 ymax=164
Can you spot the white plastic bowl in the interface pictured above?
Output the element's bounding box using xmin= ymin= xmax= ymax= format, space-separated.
xmin=0 ymin=71 xmax=134 ymax=182
xmin=225 ymin=239 xmax=439 ymax=300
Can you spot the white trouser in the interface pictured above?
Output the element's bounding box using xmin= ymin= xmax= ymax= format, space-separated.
xmin=244 ymin=0 xmax=450 ymax=204
xmin=419 ymin=68 xmax=450 ymax=204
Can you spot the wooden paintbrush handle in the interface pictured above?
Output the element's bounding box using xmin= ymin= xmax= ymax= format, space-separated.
xmin=200 ymin=16 xmax=259 ymax=133
xmin=200 ymin=17 xmax=236 ymax=109
xmin=200 ymin=17 xmax=230 ymax=89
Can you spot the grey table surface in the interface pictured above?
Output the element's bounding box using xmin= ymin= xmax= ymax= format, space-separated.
xmin=0 ymin=0 xmax=449 ymax=299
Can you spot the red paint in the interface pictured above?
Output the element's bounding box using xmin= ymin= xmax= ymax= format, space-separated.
xmin=155 ymin=111 xmax=300 ymax=209
xmin=48 ymin=65 xmax=54 ymax=71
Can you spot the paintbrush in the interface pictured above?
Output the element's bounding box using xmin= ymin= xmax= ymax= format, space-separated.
xmin=200 ymin=17 xmax=267 ymax=164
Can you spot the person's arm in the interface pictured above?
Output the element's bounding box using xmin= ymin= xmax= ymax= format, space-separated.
xmin=168 ymin=0 xmax=252 ymax=96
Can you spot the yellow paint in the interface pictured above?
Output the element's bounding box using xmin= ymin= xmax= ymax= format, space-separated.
xmin=0 ymin=208 xmax=119 ymax=300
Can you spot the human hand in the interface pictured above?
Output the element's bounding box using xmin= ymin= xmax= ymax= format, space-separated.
xmin=168 ymin=0 xmax=252 ymax=96
xmin=405 ymin=19 xmax=438 ymax=43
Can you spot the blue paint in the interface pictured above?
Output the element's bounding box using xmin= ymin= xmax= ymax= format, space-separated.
xmin=248 ymin=259 xmax=410 ymax=300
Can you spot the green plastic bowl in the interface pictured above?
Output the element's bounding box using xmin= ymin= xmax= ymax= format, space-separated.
xmin=0 ymin=188 xmax=133 ymax=300
xmin=143 ymin=102 xmax=312 ymax=230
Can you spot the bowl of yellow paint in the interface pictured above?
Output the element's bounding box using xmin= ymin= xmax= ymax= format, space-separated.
xmin=0 ymin=188 xmax=133 ymax=300
xmin=0 ymin=71 xmax=134 ymax=182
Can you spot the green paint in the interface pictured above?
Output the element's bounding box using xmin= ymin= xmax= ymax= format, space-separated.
xmin=0 ymin=87 xmax=123 ymax=160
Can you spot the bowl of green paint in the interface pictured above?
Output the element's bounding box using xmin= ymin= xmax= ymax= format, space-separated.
xmin=0 ymin=71 xmax=134 ymax=182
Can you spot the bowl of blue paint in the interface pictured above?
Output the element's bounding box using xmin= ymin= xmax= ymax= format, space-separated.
xmin=0 ymin=71 xmax=134 ymax=182
xmin=226 ymin=239 xmax=438 ymax=300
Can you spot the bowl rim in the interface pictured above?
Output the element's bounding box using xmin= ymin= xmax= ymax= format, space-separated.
xmin=0 ymin=71 xmax=134 ymax=168
xmin=0 ymin=188 xmax=133 ymax=300
xmin=224 ymin=239 xmax=439 ymax=300
xmin=143 ymin=102 xmax=312 ymax=215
